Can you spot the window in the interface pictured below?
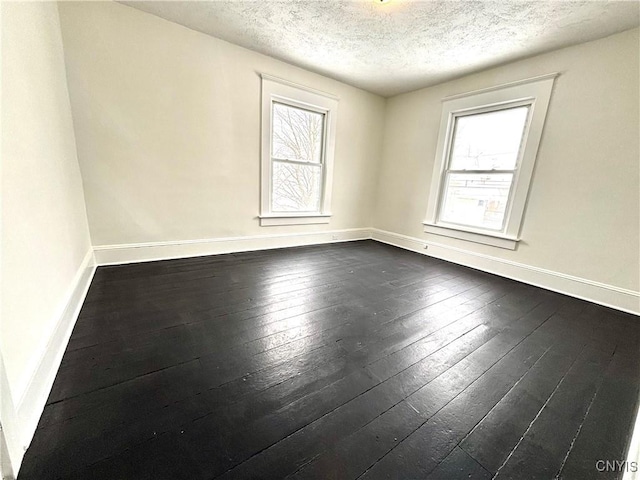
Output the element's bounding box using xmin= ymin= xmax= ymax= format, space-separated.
xmin=260 ymin=74 xmax=338 ymax=226
xmin=424 ymin=74 xmax=557 ymax=249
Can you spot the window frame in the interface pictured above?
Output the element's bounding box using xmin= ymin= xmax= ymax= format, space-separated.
xmin=259 ymin=74 xmax=338 ymax=226
xmin=423 ymin=74 xmax=557 ymax=249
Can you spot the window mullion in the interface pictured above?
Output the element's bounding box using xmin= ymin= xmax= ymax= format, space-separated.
xmin=446 ymin=169 xmax=516 ymax=175
xmin=272 ymin=157 xmax=322 ymax=167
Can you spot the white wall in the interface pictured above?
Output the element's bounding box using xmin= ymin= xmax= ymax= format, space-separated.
xmin=1 ymin=1 xmax=94 ymax=471
xmin=57 ymin=1 xmax=386 ymax=252
xmin=373 ymin=28 xmax=639 ymax=311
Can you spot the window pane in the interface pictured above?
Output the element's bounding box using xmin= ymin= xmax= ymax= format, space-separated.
xmin=272 ymin=103 xmax=324 ymax=164
xmin=449 ymin=106 xmax=529 ymax=171
xmin=272 ymin=161 xmax=322 ymax=212
xmin=440 ymin=173 xmax=513 ymax=230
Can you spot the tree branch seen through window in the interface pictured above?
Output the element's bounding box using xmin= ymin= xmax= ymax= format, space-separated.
xmin=271 ymin=103 xmax=325 ymax=212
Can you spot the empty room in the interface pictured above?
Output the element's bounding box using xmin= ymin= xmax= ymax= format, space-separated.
xmin=1 ymin=1 xmax=639 ymax=479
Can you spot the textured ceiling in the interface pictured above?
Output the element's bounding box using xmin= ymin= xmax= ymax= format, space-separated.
xmin=120 ymin=0 xmax=640 ymax=97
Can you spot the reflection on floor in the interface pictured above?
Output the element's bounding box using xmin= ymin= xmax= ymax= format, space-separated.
xmin=19 ymin=240 xmax=640 ymax=479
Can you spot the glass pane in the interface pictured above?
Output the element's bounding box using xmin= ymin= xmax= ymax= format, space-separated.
xmin=440 ymin=173 xmax=513 ymax=230
xmin=449 ymin=106 xmax=529 ymax=170
xmin=272 ymin=103 xmax=324 ymax=164
xmin=272 ymin=161 xmax=322 ymax=212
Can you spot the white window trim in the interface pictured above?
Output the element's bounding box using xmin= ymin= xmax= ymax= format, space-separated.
xmin=423 ymin=73 xmax=558 ymax=250
xmin=259 ymin=74 xmax=338 ymax=227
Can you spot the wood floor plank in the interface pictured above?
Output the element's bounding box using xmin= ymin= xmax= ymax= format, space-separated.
xmin=459 ymin=338 xmax=585 ymax=473
xmin=555 ymin=348 xmax=640 ymax=479
xmin=426 ymin=447 xmax=492 ymax=480
xmin=493 ymin=345 xmax=616 ymax=479
xmin=215 ymin=324 xmax=498 ymax=480
xmin=284 ymin=299 xmax=565 ymax=480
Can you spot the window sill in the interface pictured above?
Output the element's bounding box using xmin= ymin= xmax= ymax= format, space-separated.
xmin=260 ymin=214 xmax=332 ymax=226
xmin=423 ymin=222 xmax=519 ymax=250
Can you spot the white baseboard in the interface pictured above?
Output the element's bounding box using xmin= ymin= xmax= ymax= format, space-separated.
xmin=93 ymin=228 xmax=371 ymax=266
xmin=11 ymin=248 xmax=96 ymax=473
xmin=94 ymin=227 xmax=639 ymax=315
xmin=371 ymin=228 xmax=640 ymax=316
xmin=1 ymin=355 xmax=19 ymax=480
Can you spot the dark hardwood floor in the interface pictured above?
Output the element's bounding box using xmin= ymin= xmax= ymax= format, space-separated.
xmin=18 ymin=240 xmax=639 ymax=479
